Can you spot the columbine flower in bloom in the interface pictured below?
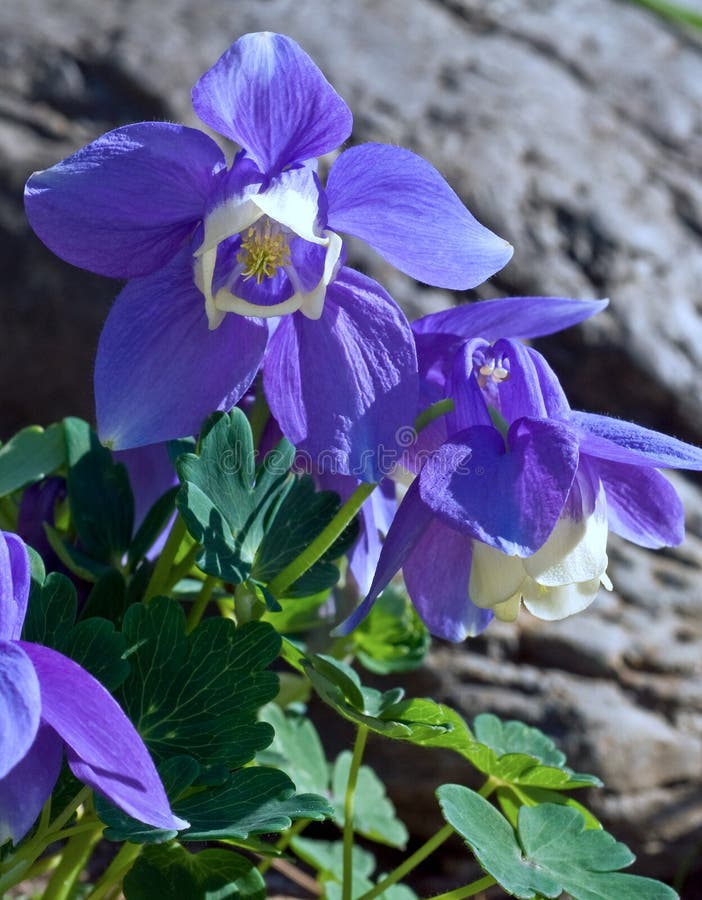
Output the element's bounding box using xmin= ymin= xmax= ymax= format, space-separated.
xmin=341 ymin=296 xmax=702 ymax=640
xmin=0 ymin=531 xmax=186 ymax=844
xmin=24 ymin=32 xmax=511 ymax=482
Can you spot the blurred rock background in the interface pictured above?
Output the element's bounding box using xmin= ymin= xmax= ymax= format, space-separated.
xmin=1 ymin=0 xmax=701 ymax=894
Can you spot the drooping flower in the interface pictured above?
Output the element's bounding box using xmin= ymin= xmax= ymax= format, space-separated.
xmin=0 ymin=531 xmax=186 ymax=845
xmin=340 ymin=296 xmax=702 ymax=640
xmin=24 ymin=32 xmax=511 ymax=482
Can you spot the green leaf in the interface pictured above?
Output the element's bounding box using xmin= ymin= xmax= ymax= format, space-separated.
xmin=80 ymin=568 xmax=127 ymax=623
xmin=354 ymin=588 xmax=430 ymax=675
xmin=253 ymin=475 xmax=359 ymax=598
xmin=498 ymin=785 xmax=602 ymax=832
xmin=437 ymin=785 xmax=678 ymax=900
xmin=177 ymin=767 xmax=333 ymax=840
xmin=23 ymin=570 xmax=128 ymax=690
xmin=0 ymin=423 xmax=66 ymax=497
xmin=463 ymin=714 xmax=602 ymax=789
xmin=331 ymin=752 xmax=408 ymax=849
xmin=304 ymin=655 xmax=455 ymax=744
xmin=256 ymin=704 xmax=329 ymax=796
xmin=63 ymin=417 xmax=134 ymax=564
xmin=43 ymin=522 xmax=109 ymax=582
xmin=119 ymin=597 xmax=280 ymax=768
xmin=176 ymin=410 xmax=294 ymax=583
xmin=128 ymin=486 xmax=178 ymax=569
xmin=293 ymin=837 xmax=376 ymax=897
xmin=123 ymin=843 xmax=265 ymax=900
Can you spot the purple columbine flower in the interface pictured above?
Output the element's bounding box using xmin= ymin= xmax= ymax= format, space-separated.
xmin=24 ymin=32 xmax=512 ymax=482
xmin=340 ymin=296 xmax=702 ymax=640
xmin=0 ymin=531 xmax=186 ymax=844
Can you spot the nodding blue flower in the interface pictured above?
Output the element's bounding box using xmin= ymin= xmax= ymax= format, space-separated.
xmin=24 ymin=32 xmax=511 ymax=483
xmin=0 ymin=531 xmax=186 ymax=845
xmin=340 ymin=296 xmax=702 ymax=640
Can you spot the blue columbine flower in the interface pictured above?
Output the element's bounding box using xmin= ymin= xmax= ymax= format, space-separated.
xmin=0 ymin=531 xmax=186 ymax=844
xmin=340 ymin=296 xmax=702 ymax=639
xmin=24 ymin=32 xmax=512 ymax=482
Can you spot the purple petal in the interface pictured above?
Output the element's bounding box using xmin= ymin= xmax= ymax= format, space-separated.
xmin=25 ymin=123 xmax=224 ymax=278
xmin=192 ymin=33 xmax=352 ymax=175
xmin=412 ymin=295 xmax=608 ymax=340
xmin=593 ymin=457 xmax=685 ymax=548
xmin=403 ymin=517 xmax=492 ymax=641
xmin=334 ymin=479 xmax=434 ymax=634
xmin=444 ymin=340 xmax=492 ymax=434
xmin=571 ymin=411 xmax=702 ymax=470
xmin=419 ymin=419 xmax=579 ymax=556
xmin=0 ymin=532 xmax=31 ymax=641
xmin=490 ymin=339 xmax=569 ymax=423
xmin=95 ymin=247 xmax=268 ymax=449
xmin=0 ymin=724 xmax=63 ymax=846
xmin=0 ymin=640 xmax=41 ymax=779
xmin=17 ymin=478 xmax=68 ymax=568
xmin=20 ymin=643 xmax=186 ymax=831
xmin=263 ymin=268 xmax=418 ymax=483
xmin=326 ymin=143 xmax=512 ymax=289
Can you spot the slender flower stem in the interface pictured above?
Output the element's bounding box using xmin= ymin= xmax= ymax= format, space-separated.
xmin=50 ymin=786 xmax=93 ymax=834
xmin=414 ymin=398 xmax=454 ymax=434
xmin=84 ymin=842 xmax=142 ymax=900
xmin=186 ymin=574 xmax=217 ymax=633
xmin=258 ymin=817 xmax=311 ymax=874
xmin=269 ymin=482 xmax=375 ymax=597
xmin=342 ymin=725 xmax=369 ymax=900
xmin=42 ymin=820 xmax=103 ymax=900
xmin=169 ymin=542 xmax=201 ymax=587
xmin=355 ymin=823 xmax=456 ymax=900
xmin=143 ymin=515 xmax=187 ymax=603
xmin=431 ymin=875 xmax=497 ymax=900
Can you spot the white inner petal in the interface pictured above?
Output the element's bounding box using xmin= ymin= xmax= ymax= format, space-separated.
xmin=469 ymin=542 xmax=526 ymax=609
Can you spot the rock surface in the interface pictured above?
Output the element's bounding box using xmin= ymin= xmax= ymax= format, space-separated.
xmin=2 ymin=0 xmax=702 ymax=892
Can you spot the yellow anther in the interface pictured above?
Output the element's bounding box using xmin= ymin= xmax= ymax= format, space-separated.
xmin=237 ymin=222 xmax=290 ymax=284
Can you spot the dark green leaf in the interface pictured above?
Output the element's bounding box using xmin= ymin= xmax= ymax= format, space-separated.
xmin=119 ymin=597 xmax=280 ymax=767
xmin=178 ymin=767 xmax=332 ymax=839
xmin=63 ymin=417 xmax=134 ymax=563
xmin=80 ymin=568 xmax=127 ymax=623
xmin=331 ymin=752 xmax=408 ymax=848
xmin=128 ymin=486 xmax=178 ymax=569
xmin=176 ymin=410 xmax=294 ymax=583
xmin=253 ymin=475 xmax=359 ymax=598
xmin=0 ymin=423 xmax=66 ymax=497
xmin=354 ymin=588 xmax=430 ymax=675
xmin=123 ymin=843 xmax=265 ymax=900
xmin=437 ymin=785 xmax=678 ymax=900
xmin=23 ymin=570 xmax=128 ymax=689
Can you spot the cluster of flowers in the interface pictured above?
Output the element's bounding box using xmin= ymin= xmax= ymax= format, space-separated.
xmin=5 ymin=30 xmax=702 ymax=840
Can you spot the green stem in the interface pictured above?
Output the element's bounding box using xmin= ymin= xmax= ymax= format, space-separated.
xmin=169 ymin=542 xmax=200 ymax=587
xmin=42 ymin=820 xmax=103 ymax=900
xmin=414 ymin=398 xmax=454 ymax=434
xmin=50 ymin=786 xmax=92 ymax=834
xmin=628 ymin=0 xmax=702 ymax=29
xmin=342 ymin=725 xmax=369 ymax=900
xmin=258 ymin=817 xmax=311 ymax=875
xmin=431 ymin=875 xmax=497 ymax=900
xmin=478 ymin=777 xmax=498 ymax=799
xmin=143 ymin=515 xmax=187 ymax=603
xmin=186 ymin=574 xmax=217 ymax=633
xmin=268 ymin=482 xmax=376 ymax=598
xmin=356 ymin=823 xmax=455 ymax=900
xmin=84 ymin=842 xmax=142 ymax=900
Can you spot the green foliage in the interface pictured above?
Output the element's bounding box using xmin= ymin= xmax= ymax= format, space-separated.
xmin=257 ymin=704 xmax=329 ymax=796
xmin=118 ymin=597 xmax=280 ymax=768
xmin=0 ymin=423 xmax=66 ymax=497
xmin=123 ymin=844 xmax=265 ymax=900
xmin=331 ymin=752 xmax=408 ymax=849
xmin=253 ymin=474 xmax=359 ymax=597
xmin=176 ymin=409 xmax=295 ymax=584
xmin=437 ymin=785 xmax=678 ymax=899
xmin=23 ymin=563 xmax=128 ymax=690
xmin=464 ymin=713 xmax=602 ymax=790
xmin=353 ymin=588 xmax=430 ymax=675
xmin=63 ymin=417 xmax=134 ymax=565
xmin=128 ymin=486 xmax=178 ymax=569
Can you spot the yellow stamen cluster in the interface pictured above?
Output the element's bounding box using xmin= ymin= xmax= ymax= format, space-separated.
xmin=237 ymin=223 xmax=290 ymax=284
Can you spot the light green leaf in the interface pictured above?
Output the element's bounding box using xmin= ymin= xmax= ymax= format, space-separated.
xmin=256 ymin=704 xmax=329 ymax=796
xmin=438 ymin=785 xmax=678 ymax=900
xmin=354 ymin=588 xmax=430 ymax=675
xmin=123 ymin=843 xmax=265 ymax=900
xmin=331 ymin=752 xmax=408 ymax=849
xmin=0 ymin=423 xmax=66 ymax=497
